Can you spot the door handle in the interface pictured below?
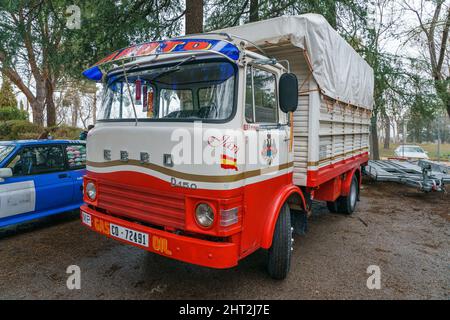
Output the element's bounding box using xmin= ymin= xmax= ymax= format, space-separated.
xmin=58 ymin=173 xmax=68 ymax=179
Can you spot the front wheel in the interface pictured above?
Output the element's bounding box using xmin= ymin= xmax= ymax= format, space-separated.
xmin=267 ymin=204 xmax=293 ymax=280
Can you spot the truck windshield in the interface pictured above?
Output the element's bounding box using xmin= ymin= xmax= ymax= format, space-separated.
xmin=0 ymin=145 xmax=14 ymax=163
xmin=99 ymin=60 xmax=236 ymax=122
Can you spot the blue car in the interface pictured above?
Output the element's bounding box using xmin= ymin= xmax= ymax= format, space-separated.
xmin=0 ymin=140 xmax=86 ymax=228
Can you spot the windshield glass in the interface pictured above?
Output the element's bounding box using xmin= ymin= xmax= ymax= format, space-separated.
xmin=99 ymin=60 xmax=236 ymax=121
xmin=0 ymin=145 xmax=15 ymax=163
xmin=401 ymin=147 xmax=424 ymax=153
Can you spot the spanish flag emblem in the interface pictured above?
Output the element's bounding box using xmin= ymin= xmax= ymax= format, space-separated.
xmin=221 ymin=154 xmax=238 ymax=171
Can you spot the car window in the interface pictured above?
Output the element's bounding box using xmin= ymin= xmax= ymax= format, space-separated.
xmin=66 ymin=145 xmax=86 ymax=169
xmin=403 ymin=147 xmax=424 ymax=153
xmin=7 ymin=145 xmax=65 ymax=176
xmin=245 ymin=66 xmax=278 ymax=124
xmin=0 ymin=145 xmax=15 ymax=163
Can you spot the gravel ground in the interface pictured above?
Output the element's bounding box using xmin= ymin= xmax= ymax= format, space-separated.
xmin=0 ymin=179 xmax=448 ymax=300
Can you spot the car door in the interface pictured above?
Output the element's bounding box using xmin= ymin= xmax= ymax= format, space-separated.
xmin=0 ymin=145 xmax=37 ymax=222
xmin=7 ymin=144 xmax=74 ymax=214
xmin=64 ymin=143 xmax=86 ymax=205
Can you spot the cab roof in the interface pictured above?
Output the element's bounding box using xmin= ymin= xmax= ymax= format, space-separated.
xmin=82 ymin=38 xmax=241 ymax=82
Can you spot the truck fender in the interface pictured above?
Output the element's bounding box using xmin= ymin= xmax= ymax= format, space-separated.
xmin=340 ymin=167 xmax=361 ymax=197
xmin=260 ymin=185 xmax=306 ymax=249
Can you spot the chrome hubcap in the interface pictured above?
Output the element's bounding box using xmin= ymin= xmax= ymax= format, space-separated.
xmin=350 ymin=181 xmax=357 ymax=209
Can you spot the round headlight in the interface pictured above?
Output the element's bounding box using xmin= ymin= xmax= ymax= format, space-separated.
xmin=86 ymin=182 xmax=97 ymax=200
xmin=195 ymin=203 xmax=215 ymax=228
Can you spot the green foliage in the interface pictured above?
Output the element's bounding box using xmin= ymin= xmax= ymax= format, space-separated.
xmin=49 ymin=125 xmax=82 ymax=140
xmin=60 ymin=1 xmax=184 ymax=79
xmin=0 ymin=107 xmax=28 ymax=121
xmin=0 ymin=120 xmax=81 ymax=141
xmin=0 ymin=120 xmax=42 ymax=140
xmin=205 ymin=0 xmax=366 ymax=31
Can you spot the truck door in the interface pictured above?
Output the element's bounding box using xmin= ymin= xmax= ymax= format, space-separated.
xmin=242 ymin=65 xmax=290 ymax=253
xmin=6 ymin=145 xmax=74 ymax=214
xmin=245 ymin=66 xmax=289 ymax=171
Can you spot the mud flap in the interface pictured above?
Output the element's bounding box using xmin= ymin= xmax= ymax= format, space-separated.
xmin=291 ymin=211 xmax=308 ymax=236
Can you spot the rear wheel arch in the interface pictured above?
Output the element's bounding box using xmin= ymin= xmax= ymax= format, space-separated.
xmin=341 ymin=167 xmax=362 ymax=197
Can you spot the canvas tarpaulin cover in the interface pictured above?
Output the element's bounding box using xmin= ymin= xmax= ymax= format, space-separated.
xmin=215 ymin=14 xmax=374 ymax=110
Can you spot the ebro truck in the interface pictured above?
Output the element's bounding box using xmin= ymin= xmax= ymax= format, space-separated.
xmin=80 ymin=14 xmax=373 ymax=279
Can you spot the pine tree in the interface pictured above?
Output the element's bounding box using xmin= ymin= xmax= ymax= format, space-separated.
xmin=0 ymin=75 xmax=17 ymax=108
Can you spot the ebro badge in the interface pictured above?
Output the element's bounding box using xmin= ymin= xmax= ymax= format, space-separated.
xmin=0 ymin=181 xmax=36 ymax=218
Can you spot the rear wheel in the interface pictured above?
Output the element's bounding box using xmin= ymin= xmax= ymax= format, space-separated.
xmin=336 ymin=175 xmax=359 ymax=215
xmin=327 ymin=201 xmax=338 ymax=213
xmin=267 ymin=204 xmax=293 ymax=280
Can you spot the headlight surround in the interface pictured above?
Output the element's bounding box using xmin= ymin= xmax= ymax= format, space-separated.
xmin=86 ymin=181 xmax=97 ymax=200
xmin=195 ymin=203 xmax=215 ymax=228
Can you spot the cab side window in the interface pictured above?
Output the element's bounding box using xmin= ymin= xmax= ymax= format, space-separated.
xmin=7 ymin=145 xmax=65 ymax=176
xmin=245 ymin=66 xmax=278 ymax=124
xmin=66 ymin=144 xmax=86 ymax=169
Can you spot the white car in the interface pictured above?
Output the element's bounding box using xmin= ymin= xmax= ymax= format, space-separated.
xmin=394 ymin=145 xmax=429 ymax=160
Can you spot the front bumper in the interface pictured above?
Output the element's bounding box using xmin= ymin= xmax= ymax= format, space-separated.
xmin=80 ymin=205 xmax=239 ymax=269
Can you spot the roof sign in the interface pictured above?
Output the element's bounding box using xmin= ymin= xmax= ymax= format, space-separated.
xmin=82 ymin=39 xmax=240 ymax=81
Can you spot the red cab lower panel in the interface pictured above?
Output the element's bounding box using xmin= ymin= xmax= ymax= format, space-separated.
xmin=80 ymin=205 xmax=239 ymax=269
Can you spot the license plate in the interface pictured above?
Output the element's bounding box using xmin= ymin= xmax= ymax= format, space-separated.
xmin=110 ymin=223 xmax=149 ymax=247
xmin=81 ymin=211 xmax=92 ymax=227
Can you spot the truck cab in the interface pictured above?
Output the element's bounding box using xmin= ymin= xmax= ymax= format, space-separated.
xmin=81 ymin=15 xmax=373 ymax=280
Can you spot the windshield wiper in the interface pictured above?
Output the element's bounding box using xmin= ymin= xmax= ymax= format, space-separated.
xmin=121 ymin=62 xmax=139 ymax=126
xmin=152 ymin=55 xmax=196 ymax=81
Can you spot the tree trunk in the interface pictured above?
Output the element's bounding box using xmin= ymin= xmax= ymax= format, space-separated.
xmin=434 ymin=79 xmax=450 ymax=118
xmin=45 ymin=79 xmax=56 ymax=127
xmin=383 ymin=113 xmax=390 ymax=149
xmin=327 ymin=1 xmax=338 ymax=29
xmin=30 ymin=100 xmax=45 ymax=126
xmin=370 ymin=115 xmax=380 ymax=160
xmin=185 ymin=0 xmax=203 ymax=35
xmin=93 ymin=89 xmax=97 ymax=124
xmin=249 ymin=0 xmax=259 ymax=22
xmin=32 ymin=80 xmax=47 ymax=126
xmin=72 ymin=104 xmax=78 ymax=127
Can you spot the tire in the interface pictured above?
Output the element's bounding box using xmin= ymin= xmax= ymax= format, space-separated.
xmin=267 ymin=204 xmax=293 ymax=280
xmin=327 ymin=201 xmax=338 ymax=213
xmin=336 ymin=175 xmax=359 ymax=215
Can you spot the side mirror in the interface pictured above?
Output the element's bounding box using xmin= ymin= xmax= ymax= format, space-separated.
xmin=279 ymin=73 xmax=298 ymax=113
xmin=0 ymin=168 xmax=12 ymax=182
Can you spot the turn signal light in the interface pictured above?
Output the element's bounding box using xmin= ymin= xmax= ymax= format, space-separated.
xmin=220 ymin=207 xmax=239 ymax=227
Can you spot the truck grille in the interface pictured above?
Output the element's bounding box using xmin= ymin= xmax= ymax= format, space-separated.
xmin=97 ymin=180 xmax=185 ymax=230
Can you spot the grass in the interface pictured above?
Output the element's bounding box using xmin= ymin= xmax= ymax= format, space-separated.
xmin=380 ymin=143 xmax=450 ymax=161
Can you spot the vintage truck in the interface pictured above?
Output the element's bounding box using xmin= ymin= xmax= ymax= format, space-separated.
xmin=80 ymin=14 xmax=373 ymax=279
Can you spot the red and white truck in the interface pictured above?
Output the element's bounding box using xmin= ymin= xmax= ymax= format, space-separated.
xmin=80 ymin=14 xmax=373 ymax=279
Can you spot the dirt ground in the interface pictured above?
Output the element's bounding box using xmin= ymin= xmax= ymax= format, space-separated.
xmin=0 ymin=179 xmax=448 ymax=300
